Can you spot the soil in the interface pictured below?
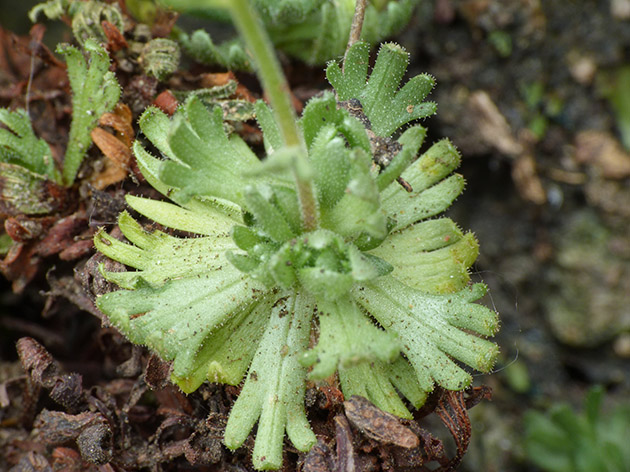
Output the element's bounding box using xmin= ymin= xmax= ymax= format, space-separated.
xmin=1 ymin=1 xmax=630 ymax=471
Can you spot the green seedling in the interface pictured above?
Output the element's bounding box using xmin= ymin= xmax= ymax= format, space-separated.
xmin=93 ymin=1 xmax=500 ymax=469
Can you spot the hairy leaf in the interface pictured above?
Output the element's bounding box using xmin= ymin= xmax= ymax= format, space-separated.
xmin=353 ymin=280 xmax=499 ymax=391
xmin=57 ymin=39 xmax=120 ymax=185
xmin=0 ymin=108 xmax=60 ymax=182
xmin=95 ymin=36 xmax=499 ymax=470
xmin=177 ymin=29 xmax=252 ymax=71
xmin=327 ymin=41 xmax=436 ymax=137
xmin=224 ymin=292 xmax=317 ymax=469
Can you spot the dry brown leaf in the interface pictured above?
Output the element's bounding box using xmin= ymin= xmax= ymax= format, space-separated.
xmin=575 ymin=130 xmax=630 ymax=179
xmin=90 ymin=104 xmax=134 ymax=189
xmin=512 ymin=153 xmax=546 ymax=204
xmin=344 ymin=395 xmax=419 ymax=449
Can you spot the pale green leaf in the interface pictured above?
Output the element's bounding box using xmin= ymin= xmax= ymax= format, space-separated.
xmin=353 ymin=278 xmax=499 ymax=391
xmin=370 ymin=218 xmax=479 ymax=293
xmin=96 ymin=259 xmax=268 ymax=380
xmin=224 ymin=291 xmax=317 ymax=469
xmin=301 ymin=296 xmax=399 ymax=379
xmin=381 ymin=139 xmax=463 ymax=232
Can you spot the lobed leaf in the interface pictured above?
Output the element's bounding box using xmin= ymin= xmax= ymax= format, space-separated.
xmin=57 ymin=39 xmax=120 ymax=186
xmin=381 ymin=139 xmax=463 ymax=232
xmin=96 ymin=259 xmax=268 ymax=382
xmin=0 ymin=108 xmax=60 ymax=183
xmin=301 ymin=296 xmax=399 ymax=379
xmin=370 ymin=218 xmax=479 ymax=293
xmin=327 ymin=41 xmax=436 ymax=137
xmin=136 ymin=97 xmax=262 ymax=205
xmin=353 ymin=278 xmax=499 ymax=391
xmin=224 ymin=291 xmax=317 ymax=470
xmin=178 ymin=29 xmax=253 ymax=71
xmin=339 ymin=358 xmax=416 ymax=419
xmin=94 ymin=211 xmax=234 ymax=289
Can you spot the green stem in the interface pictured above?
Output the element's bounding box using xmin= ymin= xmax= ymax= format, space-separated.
xmin=227 ymin=0 xmax=319 ymax=231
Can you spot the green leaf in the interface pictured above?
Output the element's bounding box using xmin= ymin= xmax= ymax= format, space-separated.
xmin=266 ymin=0 xmax=420 ymax=65
xmin=133 ymin=139 xmax=244 ymax=222
xmin=308 ymin=125 xmax=351 ymax=210
xmin=339 ymin=359 xmax=415 ymax=419
xmin=369 ymin=218 xmax=479 ymax=293
xmin=125 ymin=194 xmax=236 ymax=236
xmin=327 ymin=41 xmax=436 ymax=137
xmin=94 ymin=211 xmax=235 ymax=289
xmin=173 ymin=295 xmax=276 ymax=391
xmin=137 ymin=97 xmax=261 ymax=205
xmin=256 ymin=101 xmax=284 ymax=154
xmin=96 ymin=252 xmax=268 ymax=381
xmin=386 ymin=355 xmax=430 ymax=409
xmin=253 ymin=0 xmax=324 ymax=25
xmin=57 ymin=39 xmax=120 ymax=185
xmin=300 ymin=92 xmax=371 ymax=153
xmin=524 ymin=387 xmax=630 ymax=472
xmin=244 ymin=185 xmax=297 ymax=242
xmin=0 ymin=108 xmax=60 ymax=182
xmin=376 ymin=125 xmax=426 ymax=191
xmin=177 ymin=28 xmax=253 ymax=71
xmin=301 ymin=296 xmax=399 ymax=379
xmin=165 ymin=0 xmax=419 ymax=65
xmin=224 ymin=291 xmax=317 ymax=470
xmin=321 ymin=148 xmax=387 ymax=239
xmin=353 ymin=279 xmax=499 ymax=391
xmin=381 ymin=139 xmax=463 ymax=232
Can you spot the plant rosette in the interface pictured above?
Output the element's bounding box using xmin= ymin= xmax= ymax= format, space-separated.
xmin=94 ymin=40 xmax=499 ymax=470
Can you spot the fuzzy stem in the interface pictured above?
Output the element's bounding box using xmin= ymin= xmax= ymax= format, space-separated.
xmin=343 ymin=0 xmax=367 ymax=72
xmin=227 ymin=0 xmax=318 ymax=230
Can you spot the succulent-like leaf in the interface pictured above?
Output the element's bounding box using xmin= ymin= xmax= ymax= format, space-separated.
xmin=135 ymin=97 xmax=262 ymax=205
xmin=265 ymin=0 xmax=420 ymax=65
xmin=57 ymin=39 xmax=120 ymax=185
xmin=300 ymin=91 xmax=371 ymax=154
xmin=370 ymin=218 xmax=479 ymax=293
xmin=165 ymin=0 xmax=419 ymax=65
xmin=339 ymin=357 xmax=423 ymax=419
xmin=95 ymin=217 xmax=269 ymax=384
xmin=381 ymin=139 xmax=463 ymax=232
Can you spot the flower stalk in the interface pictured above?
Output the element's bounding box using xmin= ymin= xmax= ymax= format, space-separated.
xmin=227 ymin=0 xmax=319 ymax=231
